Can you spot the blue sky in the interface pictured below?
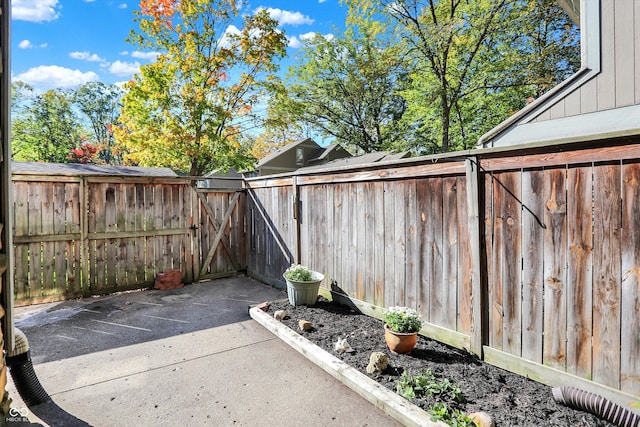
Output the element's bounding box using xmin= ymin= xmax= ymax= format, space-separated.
xmin=11 ymin=0 xmax=347 ymax=91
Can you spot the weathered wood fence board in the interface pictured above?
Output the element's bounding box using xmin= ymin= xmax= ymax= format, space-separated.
xmin=566 ymin=165 xmax=593 ymax=378
xmin=12 ymin=175 xmax=244 ymax=304
xmin=246 ymin=140 xmax=640 ymax=403
xmin=622 ymin=162 xmax=640 ymax=396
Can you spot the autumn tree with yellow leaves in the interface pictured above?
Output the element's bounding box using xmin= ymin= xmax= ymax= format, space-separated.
xmin=116 ymin=0 xmax=287 ymax=175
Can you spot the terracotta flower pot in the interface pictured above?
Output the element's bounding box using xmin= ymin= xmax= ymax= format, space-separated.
xmin=384 ymin=324 xmax=418 ymax=354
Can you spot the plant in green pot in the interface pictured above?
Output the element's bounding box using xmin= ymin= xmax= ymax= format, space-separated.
xmin=283 ymin=264 xmax=324 ymax=306
xmin=383 ymin=306 xmax=422 ymax=354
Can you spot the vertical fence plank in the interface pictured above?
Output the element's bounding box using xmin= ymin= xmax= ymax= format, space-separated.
xmin=325 ymin=184 xmax=335 ymax=287
xmin=332 ymin=184 xmax=342 ymax=286
xmin=458 ymin=171 xmax=471 ymax=335
xmin=543 ymin=167 xmax=568 ymax=370
xmin=28 ymin=183 xmax=43 ymax=297
xmin=67 ymin=181 xmax=81 ymax=296
xmin=89 ymin=183 xmax=106 ymax=293
xmin=393 ymin=181 xmax=406 ymax=306
xmin=442 ymin=176 xmax=458 ymax=331
xmin=52 ymin=183 xmax=67 ymax=294
xmin=356 ymin=183 xmax=367 ymax=301
xmin=405 ymin=179 xmax=418 ymax=310
xmin=463 ymin=159 xmax=480 ymax=353
xmin=592 ymin=163 xmax=622 ymax=389
xmin=317 ymin=185 xmax=328 ymax=279
xmin=373 ymin=182 xmax=385 ymax=307
xmin=416 ymin=179 xmax=430 ymax=318
xmin=489 ymin=173 xmax=504 ymax=350
xmin=13 ymin=181 xmax=29 ymax=300
xmin=340 ymin=183 xmax=351 ymax=295
xmin=40 ymin=183 xmax=55 ymax=297
xmin=500 ymin=171 xmax=522 ymax=356
xmin=521 ymin=169 xmax=545 ymax=363
xmin=383 ymin=181 xmax=395 ymax=307
xmin=427 ymin=177 xmax=444 ymax=324
xmin=566 ymin=165 xmax=593 ymax=379
xmin=348 ymin=183 xmax=359 ymax=297
xmin=124 ymin=183 xmax=137 ymax=286
xmin=136 ymin=183 xmax=148 ymax=284
xmin=144 ymin=184 xmax=157 ymax=282
xmin=105 ymin=185 xmax=118 ymax=290
xmin=621 ymin=162 xmax=640 ymax=395
xmin=362 ymin=182 xmax=373 ymax=302
xmin=115 ymin=183 xmax=127 ymax=287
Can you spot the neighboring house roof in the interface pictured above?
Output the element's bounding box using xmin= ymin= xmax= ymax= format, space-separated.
xmin=252 ymin=138 xmax=354 ymax=176
xmin=255 ymin=138 xmax=319 ymax=168
xmin=12 ymin=161 xmax=179 ymax=177
xmin=308 ymin=143 xmax=352 ymax=164
xmin=203 ymin=168 xmax=242 ymax=179
xmin=298 ymin=151 xmax=411 ymax=172
xmin=198 ymin=168 xmax=243 ymax=188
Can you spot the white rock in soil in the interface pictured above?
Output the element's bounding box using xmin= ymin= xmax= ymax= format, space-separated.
xmin=273 ymin=310 xmax=286 ymax=321
xmin=334 ymin=337 xmax=354 ymax=353
xmin=366 ymin=352 xmax=388 ymax=374
xmin=298 ymin=320 xmax=312 ymax=331
xmin=468 ymin=412 xmax=495 ymax=427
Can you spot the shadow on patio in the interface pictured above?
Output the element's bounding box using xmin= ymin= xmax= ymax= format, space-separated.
xmin=6 ymin=277 xmax=400 ymax=427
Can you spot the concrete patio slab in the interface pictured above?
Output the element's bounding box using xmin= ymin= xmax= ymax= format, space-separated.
xmin=5 ymin=277 xmax=401 ymax=427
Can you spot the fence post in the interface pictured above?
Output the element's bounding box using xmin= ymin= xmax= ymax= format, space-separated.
xmin=292 ymin=176 xmax=301 ymax=264
xmin=466 ymin=157 xmax=485 ymax=357
xmin=80 ymin=176 xmax=89 ymax=295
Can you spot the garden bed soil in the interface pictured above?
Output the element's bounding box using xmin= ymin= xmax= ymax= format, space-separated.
xmin=267 ymin=298 xmax=614 ymax=427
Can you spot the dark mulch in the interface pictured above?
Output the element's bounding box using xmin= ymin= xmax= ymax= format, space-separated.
xmin=268 ymin=297 xmax=613 ymax=427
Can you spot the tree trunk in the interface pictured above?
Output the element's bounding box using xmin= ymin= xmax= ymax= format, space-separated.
xmin=441 ymin=103 xmax=451 ymax=153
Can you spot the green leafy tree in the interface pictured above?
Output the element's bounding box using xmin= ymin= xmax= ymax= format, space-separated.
xmin=266 ymin=6 xmax=407 ymax=154
xmin=117 ymin=0 xmax=287 ymax=176
xmin=12 ymin=87 xmax=85 ymax=162
xmin=74 ymin=82 xmax=124 ymax=165
xmin=382 ymin=0 xmax=579 ymax=153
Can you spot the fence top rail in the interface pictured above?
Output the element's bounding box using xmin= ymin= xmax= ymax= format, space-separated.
xmin=246 ymin=136 xmax=640 ymax=185
xmin=12 ymin=173 xmax=196 ymax=185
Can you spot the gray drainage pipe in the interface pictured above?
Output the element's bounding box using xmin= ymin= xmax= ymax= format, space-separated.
xmin=5 ymin=328 xmax=49 ymax=407
xmin=552 ymin=386 xmax=639 ymax=427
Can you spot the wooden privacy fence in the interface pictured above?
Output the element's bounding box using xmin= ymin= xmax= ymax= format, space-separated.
xmin=245 ymin=140 xmax=640 ymax=405
xmin=12 ymin=174 xmax=245 ymax=305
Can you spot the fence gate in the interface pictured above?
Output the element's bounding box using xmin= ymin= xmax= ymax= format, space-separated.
xmin=191 ymin=187 xmax=246 ymax=281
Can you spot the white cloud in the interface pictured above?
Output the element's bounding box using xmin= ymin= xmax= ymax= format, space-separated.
xmin=13 ymin=65 xmax=99 ymax=89
xmin=18 ymin=40 xmax=33 ymax=49
xmin=319 ymin=0 xmax=327 ymax=3
xmin=131 ymin=51 xmax=160 ymax=60
xmin=255 ymin=7 xmax=314 ymax=26
xmin=12 ymin=0 xmax=60 ymax=22
xmin=109 ymin=60 xmax=140 ymax=76
xmin=118 ymin=3 xmax=127 ymax=9
xmin=69 ymin=51 xmax=105 ymax=62
xmin=288 ymin=32 xmax=333 ymax=49
xmin=287 ymin=36 xmax=303 ymax=49
xmin=219 ymin=25 xmax=242 ymax=49
xmin=300 ymin=32 xmax=320 ymax=41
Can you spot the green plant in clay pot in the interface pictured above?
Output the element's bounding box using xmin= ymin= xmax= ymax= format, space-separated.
xmin=383 ymin=306 xmax=422 ymax=354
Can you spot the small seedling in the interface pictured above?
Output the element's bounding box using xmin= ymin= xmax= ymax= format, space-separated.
xmin=395 ymin=369 xmax=462 ymax=402
xmin=428 ymin=402 xmax=476 ymax=427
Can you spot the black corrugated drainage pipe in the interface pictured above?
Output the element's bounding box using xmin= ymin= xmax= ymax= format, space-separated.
xmin=552 ymin=386 xmax=639 ymax=427
xmin=5 ymin=328 xmax=49 ymax=406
